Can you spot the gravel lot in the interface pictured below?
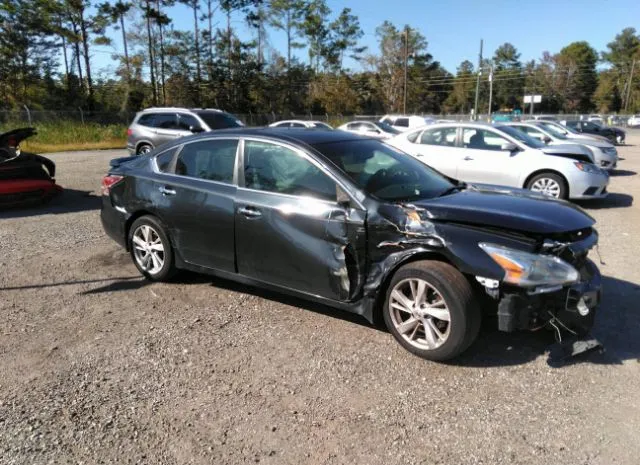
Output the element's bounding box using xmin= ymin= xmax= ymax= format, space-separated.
xmin=1 ymin=135 xmax=640 ymax=465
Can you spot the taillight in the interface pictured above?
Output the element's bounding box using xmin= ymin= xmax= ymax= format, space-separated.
xmin=101 ymin=175 xmax=123 ymax=196
xmin=127 ymin=128 xmax=133 ymax=137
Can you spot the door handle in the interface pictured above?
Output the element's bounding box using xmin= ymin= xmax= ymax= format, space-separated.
xmin=238 ymin=206 xmax=262 ymax=218
xmin=463 ymin=156 xmax=474 ymax=161
xmin=159 ymin=186 xmax=176 ymax=196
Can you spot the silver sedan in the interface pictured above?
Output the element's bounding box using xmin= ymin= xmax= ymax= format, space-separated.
xmin=387 ymin=122 xmax=609 ymax=200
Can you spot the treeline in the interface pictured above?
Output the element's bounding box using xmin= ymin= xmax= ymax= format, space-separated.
xmin=1 ymin=0 xmax=639 ymax=116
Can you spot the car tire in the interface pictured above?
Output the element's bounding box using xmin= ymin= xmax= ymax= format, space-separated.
xmin=137 ymin=143 xmax=153 ymax=155
xmin=128 ymin=215 xmax=176 ymax=281
xmin=383 ymin=261 xmax=481 ymax=361
xmin=526 ymin=172 xmax=567 ymax=200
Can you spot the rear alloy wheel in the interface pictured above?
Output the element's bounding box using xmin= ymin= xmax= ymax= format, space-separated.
xmin=616 ymin=134 xmax=624 ymax=145
xmin=129 ymin=216 xmax=176 ymax=281
xmin=383 ymin=261 xmax=481 ymax=361
xmin=137 ymin=144 xmax=152 ymax=155
xmin=527 ymin=172 xmax=567 ymax=199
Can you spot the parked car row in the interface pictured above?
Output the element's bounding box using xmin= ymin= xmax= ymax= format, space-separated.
xmin=126 ymin=108 xmax=622 ymax=203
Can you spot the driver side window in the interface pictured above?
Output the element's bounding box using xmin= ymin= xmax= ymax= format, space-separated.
xmin=462 ymin=128 xmax=509 ymax=151
xmin=243 ymin=141 xmax=337 ymax=201
xmin=420 ymin=127 xmax=457 ymax=147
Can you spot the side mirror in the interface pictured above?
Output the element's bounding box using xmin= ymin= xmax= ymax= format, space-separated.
xmin=189 ymin=124 xmax=204 ymax=133
xmin=543 ymin=136 xmax=552 ymax=144
xmin=501 ymin=142 xmax=518 ymax=152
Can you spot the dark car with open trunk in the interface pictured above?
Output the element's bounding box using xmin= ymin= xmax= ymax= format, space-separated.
xmin=101 ymin=128 xmax=602 ymax=361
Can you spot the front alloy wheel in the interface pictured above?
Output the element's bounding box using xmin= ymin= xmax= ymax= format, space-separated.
xmin=388 ymin=278 xmax=451 ymax=350
xmin=527 ymin=172 xmax=567 ymax=199
xmin=383 ymin=261 xmax=481 ymax=361
xmin=530 ymin=178 xmax=561 ymax=198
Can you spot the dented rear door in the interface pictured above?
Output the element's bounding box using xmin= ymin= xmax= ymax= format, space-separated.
xmin=235 ymin=139 xmax=366 ymax=301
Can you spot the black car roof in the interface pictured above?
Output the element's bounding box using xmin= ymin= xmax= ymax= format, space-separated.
xmin=164 ymin=127 xmax=369 ymax=149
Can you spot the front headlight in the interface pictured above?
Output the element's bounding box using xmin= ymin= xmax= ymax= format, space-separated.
xmin=574 ymin=162 xmax=601 ymax=174
xmin=603 ymin=147 xmax=617 ymax=156
xmin=479 ymin=243 xmax=579 ymax=287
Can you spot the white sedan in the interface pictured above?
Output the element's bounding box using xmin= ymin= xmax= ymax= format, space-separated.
xmin=337 ymin=120 xmax=401 ymax=139
xmin=269 ymin=120 xmax=333 ymax=129
xmin=387 ymin=122 xmax=609 ymax=200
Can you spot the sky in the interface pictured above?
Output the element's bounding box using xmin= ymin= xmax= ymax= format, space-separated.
xmin=92 ymin=0 xmax=640 ymax=77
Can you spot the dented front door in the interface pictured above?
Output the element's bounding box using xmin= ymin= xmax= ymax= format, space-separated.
xmin=235 ymin=139 xmax=366 ymax=302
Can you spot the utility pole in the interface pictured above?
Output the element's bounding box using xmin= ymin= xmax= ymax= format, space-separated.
xmin=624 ymin=59 xmax=636 ymax=112
xmin=473 ymin=39 xmax=483 ymax=121
xmin=487 ymin=65 xmax=493 ymax=121
xmin=403 ymin=28 xmax=409 ymax=114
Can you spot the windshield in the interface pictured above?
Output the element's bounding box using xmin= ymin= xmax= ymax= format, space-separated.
xmin=196 ymin=111 xmax=243 ymax=129
xmin=314 ymin=139 xmax=454 ymax=202
xmin=537 ymin=123 xmax=567 ymax=139
xmin=496 ymin=125 xmax=545 ymax=149
xmin=541 ymin=121 xmax=570 ymax=135
xmin=311 ymin=122 xmax=333 ymax=129
xmin=373 ymin=121 xmax=401 ymax=134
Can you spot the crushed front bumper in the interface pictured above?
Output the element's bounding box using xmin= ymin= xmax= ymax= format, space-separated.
xmin=496 ymin=259 xmax=601 ymax=335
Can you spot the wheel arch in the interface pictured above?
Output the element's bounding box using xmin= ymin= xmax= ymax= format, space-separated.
xmin=370 ymin=250 xmax=460 ymax=326
xmin=124 ymin=210 xmax=172 ymax=252
xmin=135 ymin=140 xmax=154 ymax=154
xmin=523 ymin=169 xmax=569 ymax=197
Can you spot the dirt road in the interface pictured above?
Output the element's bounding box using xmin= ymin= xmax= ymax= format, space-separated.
xmin=1 ymin=138 xmax=640 ymax=465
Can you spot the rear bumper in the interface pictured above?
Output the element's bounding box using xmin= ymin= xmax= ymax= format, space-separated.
xmin=100 ymin=197 xmax=128 ymax=248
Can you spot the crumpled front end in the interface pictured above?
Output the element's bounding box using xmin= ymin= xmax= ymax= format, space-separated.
xmin=478 ymin=227 xmax=601 ymax=338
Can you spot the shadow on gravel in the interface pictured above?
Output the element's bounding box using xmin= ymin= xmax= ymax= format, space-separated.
xmin=578 ymin=193 xmax=634 ymax=210
xmin=1 ymin=276 xmax=139 ymax=291
xmin=81 ymin=278 xmax=151 ymax=295
xmin=0 ymin=189 xmax=101 ymax=219
xmin=610 ymin=169 xmax=637 ymax=177
xmin=182 ymin=271 xmax=383 ymax=331
xmin=451 ymin=275 xmax=640 ymax=368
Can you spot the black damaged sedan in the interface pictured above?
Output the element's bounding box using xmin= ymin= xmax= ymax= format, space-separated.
xmin=101 ymin=129 xmax=601 ymax=361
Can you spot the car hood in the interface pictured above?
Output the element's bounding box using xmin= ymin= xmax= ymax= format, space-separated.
xmin=541 ymin=144 xmax=594 ymax=163
xmin=570 ymin=138 xmax=614 ymax=149
xmin=410 ymin=186 xmax=595 ymax=234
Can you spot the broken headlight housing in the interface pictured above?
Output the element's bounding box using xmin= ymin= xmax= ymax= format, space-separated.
xmin=479 ymin=243 xmax=579 ymax=287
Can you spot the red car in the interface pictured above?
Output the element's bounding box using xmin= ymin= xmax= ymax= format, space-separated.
xmin=0 ymin=128 xmax=62 ymax=207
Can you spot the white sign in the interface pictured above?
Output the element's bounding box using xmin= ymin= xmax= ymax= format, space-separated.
xmin=524 ymin=95 xmax=542 ymax=103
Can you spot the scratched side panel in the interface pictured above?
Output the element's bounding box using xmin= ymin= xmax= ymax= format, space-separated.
xmin=235 ymin=190 xmax=364 ymax=302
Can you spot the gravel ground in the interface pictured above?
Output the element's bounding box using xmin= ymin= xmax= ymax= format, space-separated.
xmin=1 ymin=137 xmax=640 ymax=465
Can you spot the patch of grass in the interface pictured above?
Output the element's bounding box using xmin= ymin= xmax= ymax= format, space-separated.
xmin=3 ymin=120 xmax=127 ymax=153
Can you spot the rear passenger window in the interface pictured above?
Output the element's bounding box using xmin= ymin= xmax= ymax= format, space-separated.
xmin=243 ymin=141 xmax=336 ymax=201
xmin=420 ymin=127 xmax=457 ymax=146
xmin=177 ymin=114 xmax=200 ymax=131
xmin=153 ymin=113 xmax=178 ymax=129
xmin=395 ymin=118 xmax=410 ymax=127
xmin=137 ymin=114 xmax=155 ymax=127
xmin=175 ymin=139 xmax=238 ymax=183
xmin=155 ymin=147 xmax=179 ymax=172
